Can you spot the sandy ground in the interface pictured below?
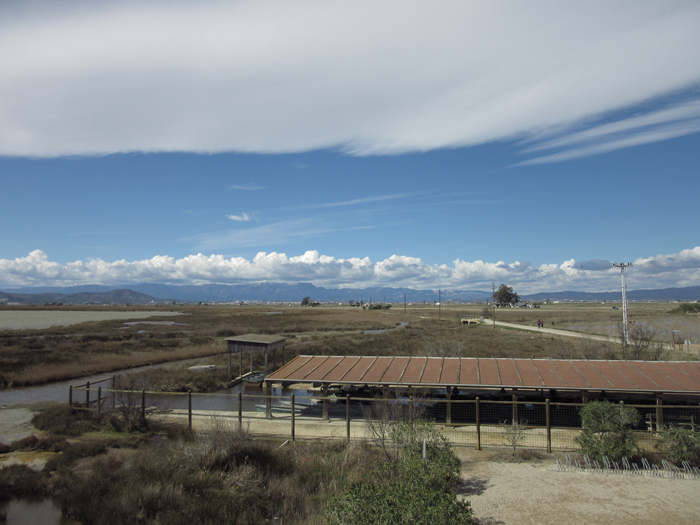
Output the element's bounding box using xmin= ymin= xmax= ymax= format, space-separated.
xmin=0 ymin=408 xmax=36 ymax=445
xmin=458 ymin=450 xmax=700 ymax=525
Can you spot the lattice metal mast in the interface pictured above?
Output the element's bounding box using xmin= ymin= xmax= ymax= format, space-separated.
xmin=612 ymin=262 xmax=633 ymax=345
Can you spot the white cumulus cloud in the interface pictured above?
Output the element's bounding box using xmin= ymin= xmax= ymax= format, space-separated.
xmin=2 ymin=247 xmax=700 ymax=293
xmin=227 ymin=212 xmax=254 ymax=222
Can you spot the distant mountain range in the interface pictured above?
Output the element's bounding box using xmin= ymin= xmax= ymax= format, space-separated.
xmin=1 ymin=283 xmax=699 ymax=305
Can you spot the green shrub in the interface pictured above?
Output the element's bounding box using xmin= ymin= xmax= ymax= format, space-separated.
xmin=656 ymin=426 xmax=700 ymax=466
xmin=32 ymin=405 xmax=101 ymax=437
xmin=328 ymin=453 xmax=473 ymax=525
xmin=669 ymin=303 xmax=700 ymax=314
xmin=575 ymin=401 xmax=640 ymax=461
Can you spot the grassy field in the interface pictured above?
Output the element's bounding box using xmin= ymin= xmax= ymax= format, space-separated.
xmin=1 ymin=302 xmax=695 ymax=389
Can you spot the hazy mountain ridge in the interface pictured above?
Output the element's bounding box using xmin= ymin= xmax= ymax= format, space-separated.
xmin=0 ymin=289 xmax=168 ymax=306
xmin=2 ymin=283 xmax=699 ymax=305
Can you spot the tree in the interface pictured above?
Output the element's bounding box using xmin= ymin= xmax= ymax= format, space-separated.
xmin=301 ymin=296 xmax=311 ymax=306
xmin=575 ymin=401 xmax=640 ymax=461
xmin=494 ymin=284 xmax=519 ymax=306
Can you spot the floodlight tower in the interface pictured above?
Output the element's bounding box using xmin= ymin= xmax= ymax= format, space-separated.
xmin=612 ymin=262 xmax=633 ymax=345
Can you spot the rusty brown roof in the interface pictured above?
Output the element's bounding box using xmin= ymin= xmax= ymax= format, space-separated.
xmin=265 ymin=356 xmax=700 ymax=393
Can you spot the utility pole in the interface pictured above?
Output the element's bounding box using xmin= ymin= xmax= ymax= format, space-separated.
xmin=612 ymin=263 xmax=633 ymax=345
xmin=492 ymin=283 xmax=496 ymax=329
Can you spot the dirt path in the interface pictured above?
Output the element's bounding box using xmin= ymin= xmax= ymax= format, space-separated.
xmin=460 ymin=451 xmax=700 ymax=524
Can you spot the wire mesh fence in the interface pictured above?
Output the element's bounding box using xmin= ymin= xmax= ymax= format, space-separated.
xmin=68 ymin=383 xmax=700 ymax=453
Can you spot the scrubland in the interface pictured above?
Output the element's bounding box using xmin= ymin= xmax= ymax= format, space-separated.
xmin=1 ymin=301 xmax=693 ymax=389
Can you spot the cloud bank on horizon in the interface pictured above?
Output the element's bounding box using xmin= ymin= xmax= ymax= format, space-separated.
xmin=1 ymin=1 xmax=699 ymax=159
xmin=2 ymin=248 xmax=699 ymax=294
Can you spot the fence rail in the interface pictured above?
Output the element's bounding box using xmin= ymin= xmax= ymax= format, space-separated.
xmin=69 ymin=383 xmax=700 ymax=453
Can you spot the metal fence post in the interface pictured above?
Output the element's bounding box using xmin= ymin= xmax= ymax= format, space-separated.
xmin=69 ymin=385 xmax=73 ymax=407
xmin=141 ymin=389 xmax=146 ymax=422
xmin=291 ymin=393 xmax=295 ymax=442
xmin=322 ymin=385 xmax=329 ymax=421
xmin=476 ymin=397 xmax=481 ymax=451
xmin=265 ymin=383 xmax=271 ymax=419
xmin=546 ymin=399 xmax=551 ymax=453
xmin=86 ymin=381 xmax=90 ymax=407
xmin=238 ymin=391 xmax=243 ymax=430
xmin=446 ymin=387 xmax=452 ymax=425
xmin=346 ymin=394 xmax=351 ymax=441
xmin=188 ymin=391 xmax=192 ymax=430
xmin=97 ymin=387 xmax=102 ymax=418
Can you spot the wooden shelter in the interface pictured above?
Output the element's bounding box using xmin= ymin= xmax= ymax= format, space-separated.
xmin=225 ymin=334 xmax=286 ymax=382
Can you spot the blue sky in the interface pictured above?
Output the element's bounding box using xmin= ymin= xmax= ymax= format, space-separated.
xmin=1 ymin=1 xmax=700 ymax=293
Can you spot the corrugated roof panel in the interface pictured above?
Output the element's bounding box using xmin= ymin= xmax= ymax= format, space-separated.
xmin=290 ymin=356 xmax=329 ymax=380
xmin=267 ymin=355 xmax=312 ymax=380
xmin=553 ymin=360 xmax=589 ymax=388
xmin=572 ymin=360 xmax=613 ymax=389
xmin=421 ymin=358 xmax=444 ymax=384
xmin=325 ymin=356 xmax=361 ymax=381
xmin=587 ymin=361 xmax=636 ymax=390
xmin=342 ymin=356 xmax=377 ymax=382
xmin=458 ymin=358 xmax=478 ymax=385
xmin=402 ymin=357 xmax=427 ymax=383
xmin=305 ymin=356 xmax=344 ymax=381
xmin=383 ymin=357 xmax=411 ymax=383
xmin=515 ymin=360 xmax=543 ymax=388
xmin=498 ymin=359 xmax=522 ymax=387
xmin=440 ymin=358 xmax=460 ymax=384
xmin=609 ymin=361 xmax=657 ymax=390
xmin=666 ymin=362 xmax=700 ymax=391
xmin=634 ymin=362 xmax=683 ymax=391
xmin=532 ymin=361 xmax=567 ymax=388
xmin=479 ymin=359 xmax=501 ymax=386
xmin=362 ymin=357 xmax=394 ymax=383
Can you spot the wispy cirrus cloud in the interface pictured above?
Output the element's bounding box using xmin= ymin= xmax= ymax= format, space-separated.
xmin=227 ymin=212 xmax=256 ymax=222
xmin=286 ymin=192 xmax=417 ymax=211
xmin=2 ymin=247 xmax=699 ymax=292
xmin=517 ymin=99 xmax=700 ymax=165
xmin=226 ymin=184 xmax=266 ymax=191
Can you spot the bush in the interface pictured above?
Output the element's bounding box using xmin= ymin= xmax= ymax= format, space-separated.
xmin=32 ymin=405 xmax=101 ymax=437
xmin=656 ymin=426 xmax=700 ymax=466
xmin=575 ymin=401 xmax=640 ymax=461
xmin=0 ymin=464 xmax=48 ymax=499
xmin=328 ymin=453 xmax=473 ymax=525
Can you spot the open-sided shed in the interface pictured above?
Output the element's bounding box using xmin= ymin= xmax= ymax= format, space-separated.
xmin=225 ymin=334 xmax=286 ymax=381
xmin=265 ymin=355 xmax=700 ymax=401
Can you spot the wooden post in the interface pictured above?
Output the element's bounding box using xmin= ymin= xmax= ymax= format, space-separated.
xmin=322 ymin=384 xmax=329 ymax=421
xmin=228 ymin=351 xmax=232 ymax=382
xmin=264 ymin=350 xmax=268 ymax=379
xmin=188 ymin=391 xmax=192 ymax=430
xmin=409 ymin=396 xmax=414 ymax=422
xmin=264 ymin=383 xmax=271 ymax=419
xmin=291 ymin=393 xmax=295 ymax=442
xmin=346 ymin=394 xmax=351 ymax=441
xmin=69 ymin=385 xmax=73 ymax=407
xmin=238 ymin=391 xmax=243 ymax=430
xmin=476 ymin=397 xmax=481 ymax=451
xmin=238 ymin=351 xmax=243 ymax=379
xmin=512 ymin=392 xmax=518 ymax=424
xmin=141 ymin=389 xmax=146 ymax=422
xmin=546 ymin=399 xmax=551 ymax=453
xmin=446 ymin=387 xmax=452 ymax=425
xmin=86 ymin=381 xmax=90 ymax=407
xmin=97 ymin=387 xmax=102 ymax=418
xmin=273 ymin=347 xmax=277 ymax=371
xmin=656 ymin=394 xmax=663 ymax=431
xmin=250 ymin=351 xmax=253 ymax=374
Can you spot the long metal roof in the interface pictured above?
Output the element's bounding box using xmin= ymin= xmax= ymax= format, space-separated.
xmin=265 ymin=355 xmax=700 ymax=394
